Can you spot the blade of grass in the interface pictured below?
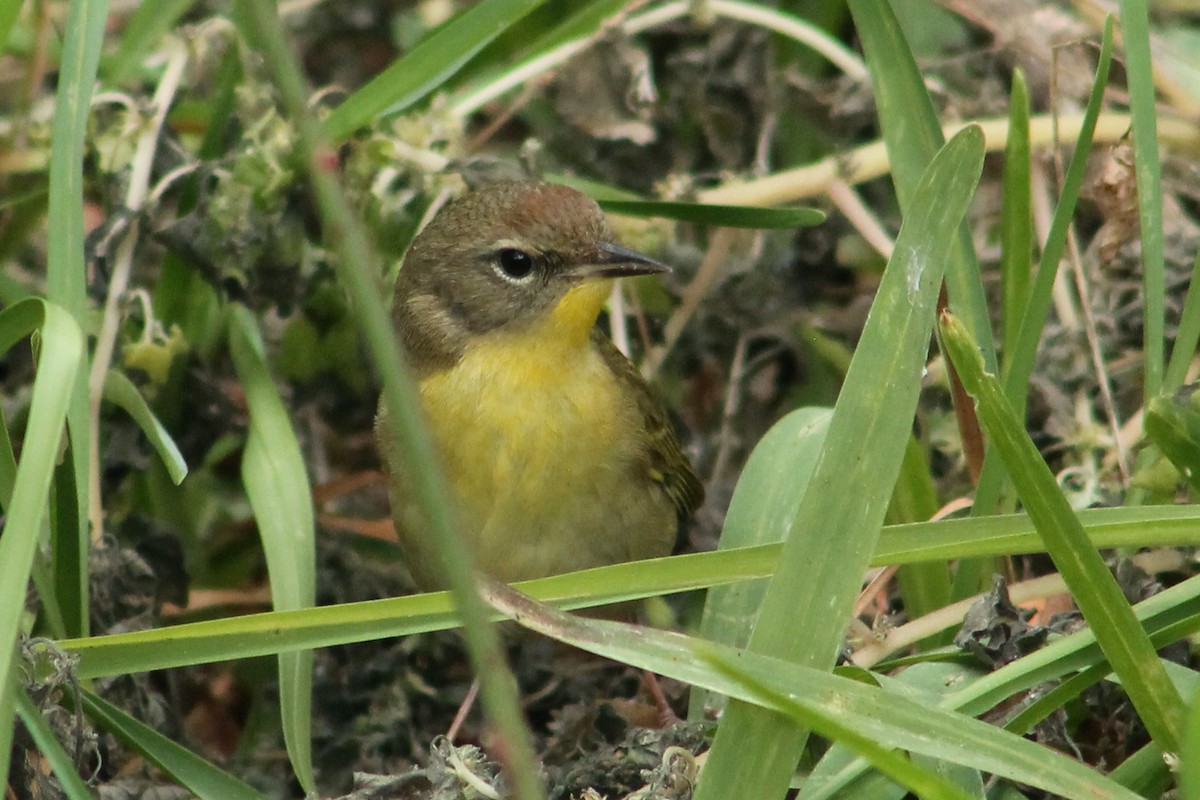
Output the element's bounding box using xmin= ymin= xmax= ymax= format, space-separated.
xmin=0 ymin=299 xmax=84 ymax=786
xmin=1117 ymin=0 xmax=1165 ymax=400
xmin=695 ymin=126 xmax=985 ymax=800
xmin=486 ymin=583 xmax=1142 ymax=800
xmin=0 ymin=0 xmax=21 ymax=53
xmin=322 ymin=0 xmax=547 ymax=140
xmin=798 ymin=572 xmax=1200 ymax=797
xmin=58 ymin=503 xmax=1200 ymax=679
xmin=691 ymin=406 xmax=831 ymax=720
xmin=102 ymin=369 xmax=188 ymax=484
xmin=1185 ymin=682 xmax=1200 ymax=800
xmin=848 ymin=0 xmax=993 ymax=370
xmin=705 ymin=657 xmax=976 ymax=800
xmin=1002 ymin=17 xmax=1114 ymax=414
xmin=804 ymin=662 xmax=991 ymax=800
xmin=941 ymin=309 xmax=1185 ymax=752
xmin=970 ymin=16 xmax=1115 ymax=521
xmin=44 ymin=0 xmax=106 ymax=642
xmin=1000 ymin=69 xmax=1033 ymax=363
xmin=14 ymin=689 xmax=94 ymax=800
xmin=228 ymin=306 xmax=315 ymax=795
xmin=1110 ymin=743 xmax=1172 ymax=797
xmin=878 ymin=504 xmax=1200 ymax=560
xmin=848 ymin=0 xmax=1001 ymax=604
xmin=1166 ymin=248 xmax=1200 ymax=392
xmin=236 ymin=4 xmax=545 ymax=799
xmin=1145 ymin=388 xmax=1200 ymax=496
xmin=81 ymin=691 xmax=271 ymax=800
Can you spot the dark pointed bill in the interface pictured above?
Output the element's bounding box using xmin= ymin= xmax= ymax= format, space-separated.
xmin=572 ymin=241 xmax=671 ymax=280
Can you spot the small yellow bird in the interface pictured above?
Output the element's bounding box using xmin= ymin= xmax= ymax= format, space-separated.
xmin=376 ymin=181 xmax=703 ymax=589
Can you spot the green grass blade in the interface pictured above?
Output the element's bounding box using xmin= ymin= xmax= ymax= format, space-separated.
xmin=1145 ymin=388 xmax=1200 ymax=496
xmin=1185 ymin=682 xmax=1200 ymax=799
xmin=0 ymin=0 xmax=22 ymax=53
xmin=14 ymin=689 xmax=94 ymax=799
xmin=0 ymin=396 xmax=17 ymax=511
xmin=322 ymin=0 xmax=547 ymax=140
xmin=45 ymin=0 xmax=106 ymax=641
xmin=1003 ymin=17 xmax=1113 ymax=411
xmin=691 ymin=407 xmax=831 ymax=719
xmin=941 ymin=310 xmax=1185 ymax=752
xmin=46 ymin=0 xmax=104 ymax=315
xmin=486 ymin=586 xmax=1142 ymax=800
xmin=56 ymin=501 xmax=1200 ymax=681
xmin=596 ymin=199 xmax=825 ymax=228
xmin=227 ymin=306 xmax=315 ymax=795
xmin=706 ymin=657 xmax=976 ymax=800
xmin=999 ymin=69 xmax=1032 ymax=363
xmin=970 ymin=17 xmax=1115 ymax=522
xmin=81 ymin=691 xmax=271 ymax=799
xmin=1117 ymin=0 xmax=1165 ymax=400
xmin=695 ymin=126 xmax=986 ymax=800
xmin=1109 ymin=743 xmax=1172 ymax=797
xmin=801 ymin=574 xmax=1200 ymax=796
xmin=848 ymin=0 xmax=993 ymax=370
xmin=0 ymin=299 xmax=84 ymax=786
xmin=102 ymin=369 xmax=188 ymax=484
xmin=238 ymin=3 xmax=544 ymax=796
xmin=1166 ymin=249 xmax=1200 ymax=392
xmin=878 ymin=504 xmax=1200 ymax=562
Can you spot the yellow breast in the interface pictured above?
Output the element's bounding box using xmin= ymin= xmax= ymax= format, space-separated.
xmin=412 ymin=283 xmax=675 ymax=582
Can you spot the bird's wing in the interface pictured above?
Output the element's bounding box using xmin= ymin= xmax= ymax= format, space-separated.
xmin=591 ymin=329 xmax=705 ymax=520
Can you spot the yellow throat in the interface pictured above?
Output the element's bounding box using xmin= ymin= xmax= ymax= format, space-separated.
xmin=414 ymin=278 xmax=667 ymax=581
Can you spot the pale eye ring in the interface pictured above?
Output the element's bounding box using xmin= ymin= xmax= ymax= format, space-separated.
xmin=495 ymin=248 xmax=535 ymax=281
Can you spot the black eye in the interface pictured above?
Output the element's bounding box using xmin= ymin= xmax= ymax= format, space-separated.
xmin=496 ymin=248 xmax=535 ymax=280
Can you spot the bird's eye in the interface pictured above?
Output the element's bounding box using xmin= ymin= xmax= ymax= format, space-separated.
xmin=495 ymin=248 xmax=535 ymax=281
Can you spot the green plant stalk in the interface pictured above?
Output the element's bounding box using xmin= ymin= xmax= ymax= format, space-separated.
xmin=695 ymin=127 xmax=984 ymax=800
xmin=1166 ymin=249 xmax=1200 ymax=392
xmin=940 ymin=310 xmax=1185 ymax=752
xmin=485 ymin=583 xmax=1143 ymax=800
xmin=44 ymin=0 xmax=108 ymax=641
xmin=58 ymin=503 xmax=1200 ymax=680
xmin=0 ymin=301 xmax=84 ymax=787
xmin=1110 ymin=742 xmax=1172 ymax=797
xmin=102 ymin=370 xmax=188 ymax=484
xmin=81 ymin=691 xmax=271 ymax=800
xmin=691 ymin=406 xmax=832 ymax=720
xmin=961 ymin=71 xmax=1033 ymax=536
xmin=322 ymin=0 xmax=546 ymax=139
xmin=1117 ymin=0 xmax=1165 ymax=400
xmin=234 ymin=4 xmax=545 ymax=799
xmin=968 ymin=16 xmax=1115 ymax=525
xmin=1184 ymin=682 xmax=1200 ymax=799
xmin=1002 ymin=17 xmax=1113 ymax=416
xmin=704 ymin=654 xmax=975 ymax=800
xmin=999 ymin=69 xmax=1032 ymax=366
xmin=849 ymin=0 xmax=993 ymax=370
xmin=15 ymin=689 xmax=95 ymax=799
xmin=848 ymin=0 xmax=1002 ymax=606
xmin=229 ymin=307 xmax=316 ymax=794
xmin=786 ymin=573 xmax=1200 ymax=798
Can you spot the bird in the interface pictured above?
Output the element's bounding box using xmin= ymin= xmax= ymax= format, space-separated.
xmin=375 ymin=181 xmax=703 ymax=592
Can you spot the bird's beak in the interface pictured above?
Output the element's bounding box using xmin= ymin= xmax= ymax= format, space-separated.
xmin=570 ymin=241 xmax=672 ymax=280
